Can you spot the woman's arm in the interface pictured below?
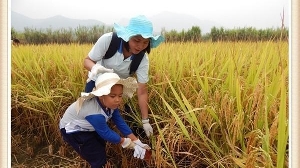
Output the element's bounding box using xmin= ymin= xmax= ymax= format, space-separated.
xmin=137 ymin=83 xmax=149 ymax=120
xmin=84 ymin=32 xmax=113 ymax=71
xmin=137 ymin=82 xmax=153 ymax=137
xmin=84 ymin=56 xmax=96 ymax=71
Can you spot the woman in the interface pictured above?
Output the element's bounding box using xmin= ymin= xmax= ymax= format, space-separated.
xmin=83 ymin=15 xmax=164 ymax=137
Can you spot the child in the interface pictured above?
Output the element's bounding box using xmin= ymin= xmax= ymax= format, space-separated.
xmin=59 ymin=72 xmax=151 ymax=168
xmin=84 ymin=15 xmax=164 ymax=137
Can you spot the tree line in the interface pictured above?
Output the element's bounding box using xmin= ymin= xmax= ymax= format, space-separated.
xmin=11 ymin=25 xmax=288 ymax=45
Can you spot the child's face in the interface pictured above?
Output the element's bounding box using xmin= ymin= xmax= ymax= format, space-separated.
xmin=128 ymin=35 xmax=150 ymax=54
xmin=101 ymin=84 xmax=123 ymax=109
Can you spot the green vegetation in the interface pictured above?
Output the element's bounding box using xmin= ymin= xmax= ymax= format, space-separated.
xmin=11 ymin=25 xmax=288 ymax=45
xmin=11 ymin=41 xmax=288 ymax=167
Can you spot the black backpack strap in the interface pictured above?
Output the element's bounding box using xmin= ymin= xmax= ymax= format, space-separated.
xmin=129 ymin=52 xmax=144 ymax=76
xmin=104 ymin=32 xmax=121 ymax=59
xmin=103 ymin=32 xmax=144 ymax=76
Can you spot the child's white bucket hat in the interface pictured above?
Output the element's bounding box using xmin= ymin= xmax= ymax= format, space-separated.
xmin=90 ymin=72 xmax=137 ymax=98
xmin=114 ymin=15 xmax=164 ymax=48
xmin=76 ymin=73 xmax=138 ymax=113
xmin=85 ymin=72 xmax=138 ymax=98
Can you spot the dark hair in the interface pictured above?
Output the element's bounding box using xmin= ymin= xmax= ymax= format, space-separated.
xmin=123 ymin=39 xmax=151 ymax=54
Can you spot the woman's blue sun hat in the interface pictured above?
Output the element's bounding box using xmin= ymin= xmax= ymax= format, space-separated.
xmin=114 ymin=15 xmax=164 ymax=48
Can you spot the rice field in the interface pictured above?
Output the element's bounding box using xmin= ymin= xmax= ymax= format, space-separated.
xmin=11 ymin=41 xmax=288 ymax=168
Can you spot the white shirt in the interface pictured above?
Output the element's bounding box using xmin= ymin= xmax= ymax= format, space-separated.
xmin=88 ymin=32 xmax=149 ymax=83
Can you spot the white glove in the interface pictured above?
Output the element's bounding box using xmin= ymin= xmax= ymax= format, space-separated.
xmin=87 ymin=64 xmax=113 ymax=82
xmin=133 ymin=145 xmax=146 ymax=159
xmin=142 ymin=119 xmax=153 ymax=137
xmin=133 ymin=139 xmax=151 ymax=150
xmin=121 ymin=138 xmax=135 ymax=149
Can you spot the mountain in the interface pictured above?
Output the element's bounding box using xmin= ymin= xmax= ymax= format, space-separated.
xmin=11 ymin=11 xmax=105 ymax=31
xmin=11 ymin=11 xmax=219 ymax=34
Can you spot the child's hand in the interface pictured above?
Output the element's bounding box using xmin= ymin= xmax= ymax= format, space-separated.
xmin=121 ymin=138 xmax=135 ymax=149
xmin=133 ymin=139 xmax=151 ymax=150
xmin=133 ymin=145 xmax=146 ymax=159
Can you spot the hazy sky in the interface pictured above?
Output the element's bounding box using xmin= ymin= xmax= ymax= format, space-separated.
xmin=10 ymin=0 xmax=290 ymax=29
